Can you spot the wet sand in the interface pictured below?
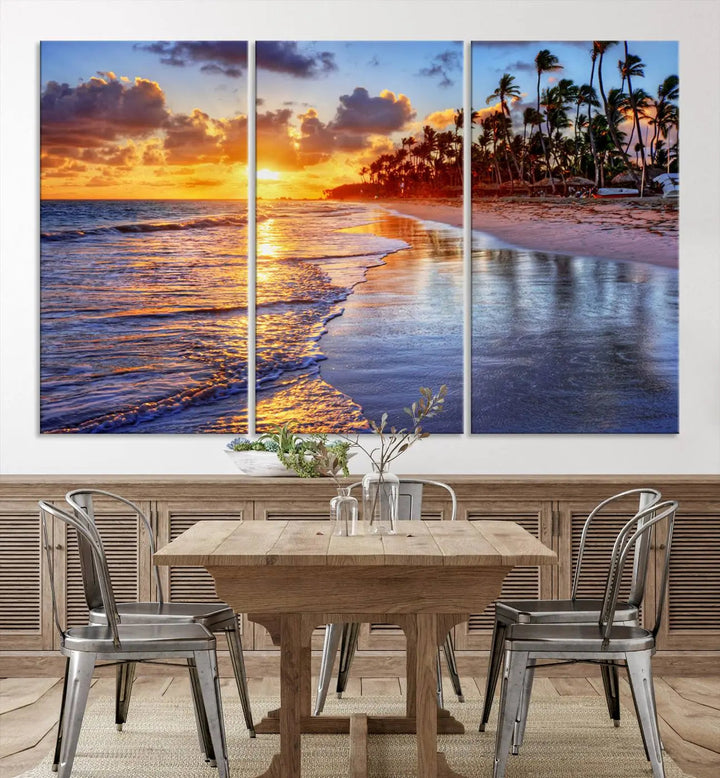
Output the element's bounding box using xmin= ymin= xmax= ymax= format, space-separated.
xmin=320 ymin=210 xmax=464 ymax=433
xmin=374 ymin=196 xmax=678 ymax=269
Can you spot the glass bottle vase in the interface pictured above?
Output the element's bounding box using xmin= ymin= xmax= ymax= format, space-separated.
xmin=330 ymin=486 xmax=359 ymax=537
xmin=362 ymin=468 xmax=399 ymax=535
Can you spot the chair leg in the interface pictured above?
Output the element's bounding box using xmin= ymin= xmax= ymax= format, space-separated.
xmin=188 ymin=658 xmax=215 ymax=765
xmin=314 ymin=623 xmax=343 ymax=715
xmin=600 ymin=660 xmax=621 ymax=726
xmin=52 ymin=656 xmax=71 ymax=772
xmin=115 ymin=661 xmax=136 ymax=731
xmin=626 ymin=651 xmax=665 ymax=778
xmin=436 ymin=650 xmax=444 ymax=709
xmin=194 ymin=650 xmax=229 ymax=778
xmin=57 ymin=651 xmax=95 ymax=778
xmin=512 ymin=660 xmax=536 ymax=754
xmin=225 ymin=622 xmax=255 ymax=736
xmin=493 ymin=650 xmax=529 ymax=778
xmin=336 ymin=622 xmax=360 ymax=698
xmin=442 ymin=631 xmax=464 ymax=702
xmin=480 ymin=618 xmax=507 ymax=731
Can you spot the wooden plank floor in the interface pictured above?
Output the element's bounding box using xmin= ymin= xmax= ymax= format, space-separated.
xmin=1 ymin=675 xmax=718 ymax=778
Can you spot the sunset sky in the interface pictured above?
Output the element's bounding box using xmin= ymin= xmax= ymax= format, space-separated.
xmin=41 ymin=41 xmax=249 ymax=199
xmin=472 ymin=40 xmax=678 ymax=137
xmin=256 ymin=41 xmax=462 ymax=199
xmin=41 ymin=40 xmax=462 ymax=200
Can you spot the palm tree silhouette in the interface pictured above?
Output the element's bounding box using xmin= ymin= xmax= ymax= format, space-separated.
xmin=594 ymin=41 xmax=632 ymax=178
xmin=534 ymin=49 xmax=563 ymax=190
xmin=619 ymin=44 xmax=648 ymax=190
xmin=486 ymin=73 xmax=522 ymax=181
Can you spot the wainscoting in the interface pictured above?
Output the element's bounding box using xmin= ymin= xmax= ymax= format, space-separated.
xmin=1 ymin=475 xmax=718 ymax=676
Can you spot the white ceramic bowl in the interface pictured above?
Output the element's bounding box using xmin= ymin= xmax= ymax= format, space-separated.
xmin=225 ymin=449 xmax=296 ymax=477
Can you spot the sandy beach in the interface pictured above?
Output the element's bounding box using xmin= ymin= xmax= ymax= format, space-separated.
xmin=374 ymin=197 xmax=679 ymax=269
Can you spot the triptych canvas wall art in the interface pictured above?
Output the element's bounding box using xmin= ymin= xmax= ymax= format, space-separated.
xmin=40 ymin=40 xmax=678 ymax=435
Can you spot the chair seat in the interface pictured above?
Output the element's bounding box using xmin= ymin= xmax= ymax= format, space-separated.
xmin=88 ymin=601 xmax=234 ymax=628
xmin=63 ymin=623 xmax=216 ymax=653
xmin=496 ymin=598 xmax=638 ymax=624
xmin=506 ymin=622 xmax=655 ymax=653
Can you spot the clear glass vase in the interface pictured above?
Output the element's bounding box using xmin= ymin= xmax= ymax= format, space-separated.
xmin=362 ymin=468 xmax=399 ymax=535
xmin=330 ymin=486 xmax=359 ymax=537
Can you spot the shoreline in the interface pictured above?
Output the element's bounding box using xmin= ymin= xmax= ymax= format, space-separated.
xmin=369 ymin=197 xmax=678 ymax=269
xmin=320 ymin=210 xmax=464 ymax=433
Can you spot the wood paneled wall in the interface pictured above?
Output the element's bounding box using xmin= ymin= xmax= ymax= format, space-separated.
xmin=1 ymin=475 xmax=718 ymax=675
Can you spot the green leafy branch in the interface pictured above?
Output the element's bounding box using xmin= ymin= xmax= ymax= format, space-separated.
xmin=347 ymin=385 xmax=447 ymax=472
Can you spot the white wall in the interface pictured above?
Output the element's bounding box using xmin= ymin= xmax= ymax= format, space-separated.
xmin=1 ymin=0 xmax=719 ymax=475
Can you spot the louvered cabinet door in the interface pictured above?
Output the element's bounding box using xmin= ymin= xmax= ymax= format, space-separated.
xmin=253 ymin=499 xmax=333 ymax=650
xmin=57 ymin=497 xmax=153 ymax=646
xmin=558 ymin=496 xmax=651 ymax=627
xmin=0 ymin=502 xmax=53 ymax=650
xmin=157 ymin=501 xmax=253 ymax=646
xmin=653 ymin=502 xmax=720 ymax=651
xmin=453 ymin=502 xmax=553 ymax=650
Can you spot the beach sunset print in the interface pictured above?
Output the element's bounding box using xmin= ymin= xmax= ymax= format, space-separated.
xmin=254 ymin=41 xmax=463 ymax=433
xmin=470 ymin=41 xmax=678 ymax=433
xmin=40 ymin=41 xmax=250 ymax=433
xmin=40 ymin=39 xmax=677 ymax=436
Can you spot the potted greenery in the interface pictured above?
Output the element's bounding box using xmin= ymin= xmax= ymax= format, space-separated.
xmin=226 ymin=423 xmax=352 ymax=478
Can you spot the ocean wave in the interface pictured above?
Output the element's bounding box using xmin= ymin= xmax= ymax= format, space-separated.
xmin=41 ymin=213 xmax=249 ymax=242
xmin=97 ymin=302 xmax=248 ymax=321
xmin=45 ymin=372 xmax=248 ymax=433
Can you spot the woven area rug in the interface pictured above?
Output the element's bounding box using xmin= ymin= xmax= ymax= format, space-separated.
xmin=20 ymin=693 xmax=690 ymax=777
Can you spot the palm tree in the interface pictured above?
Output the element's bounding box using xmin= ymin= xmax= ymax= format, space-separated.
xmin=619 ymin=45 xmax=648 ymax=190
xmin=575 ymin=84 xmax=599 ymax=173
xmin=486 ymin=73 xmax=522 ymax=180
xmin=594 ymin=41 xmax=631 ymax=175
xmin=648 ymin=75 xmax=679 ymax=165
xmin=586 ymin=44 xmax=603 ymax=186
xmin=622 ymin=87 xmax=651 ymax=155
xmin=534 ymin=49 xmax=563 ymax=189
xmin=482 ymin=114 xmax=503 ymax=184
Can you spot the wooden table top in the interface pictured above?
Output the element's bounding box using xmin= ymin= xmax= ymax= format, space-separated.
xmin=154 ymin=519 xmax=557 ymax=568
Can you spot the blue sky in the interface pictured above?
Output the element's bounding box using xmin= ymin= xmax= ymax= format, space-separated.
xmin=41 ymin=41 xmax=248 ymax=119
xmin=472 ymin=40 xmax=678 ymax=130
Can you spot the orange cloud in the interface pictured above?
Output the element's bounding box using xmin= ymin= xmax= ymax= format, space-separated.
xmin=41 ymin=71 xmax=251 ymax=198
xmin=256 ymin=108 xmax=301 ymax=171
xmin=424 ymin=108 xmax=456 ymax=130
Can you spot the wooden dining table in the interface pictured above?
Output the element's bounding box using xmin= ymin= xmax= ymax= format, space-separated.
xmin=154 ymin=518 xmax=557 ymax=778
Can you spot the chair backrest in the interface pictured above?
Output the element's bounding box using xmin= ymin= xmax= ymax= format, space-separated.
xmin=572 ymin=488 xmax=662 ymax=606
xmin=38 ymin=500 xmax=122 ymax=647
xmin=66 ymin=489 xmax=164 ymax=606
xmin=349 ymin=478 xmax=457 ymax=521
xmin=599 ymin=500 xmax=678 ymax=641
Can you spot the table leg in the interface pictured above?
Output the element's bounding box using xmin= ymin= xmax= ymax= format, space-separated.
xmin=416 ymin=613 xmax=438 ymax=777
xmin=256 ymin=613 xmax=308 ymax=778
xmin=280 ymin=613 xmax=302 ymax=776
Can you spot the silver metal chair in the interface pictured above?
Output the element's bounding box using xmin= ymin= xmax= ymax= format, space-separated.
xmin=39 ymin=500 xmax=229 ymax=778
xmin=314 ymin=479 xmax=462 ymax=715
xmin=480 ymin=487 xmax=662 ymax=732
xmin=493 ymin=499 xmax=677 ymax=778
xmin=53 ymin=489 xmax=253 ymax=768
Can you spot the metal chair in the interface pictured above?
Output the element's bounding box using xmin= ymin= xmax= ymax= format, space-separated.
xmin=39 ymin=500 xmax=229 ymax=778
xmin=53 ymin=489 xmax=253 ymax=768
xmin=480 ymin=487 xmax=662 ymax=733
xmin=314 ymin=479 xmax=462 ymax=715
xmin=493 ymin=500 xmax=677 ymax=778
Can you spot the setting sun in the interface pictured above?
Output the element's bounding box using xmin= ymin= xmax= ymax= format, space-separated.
xmin=257 ymin=169 xmax=280 ymax=180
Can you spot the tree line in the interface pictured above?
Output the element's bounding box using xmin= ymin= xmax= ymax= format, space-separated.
xmin=337 ymin=41 xmax=678 ymax=199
